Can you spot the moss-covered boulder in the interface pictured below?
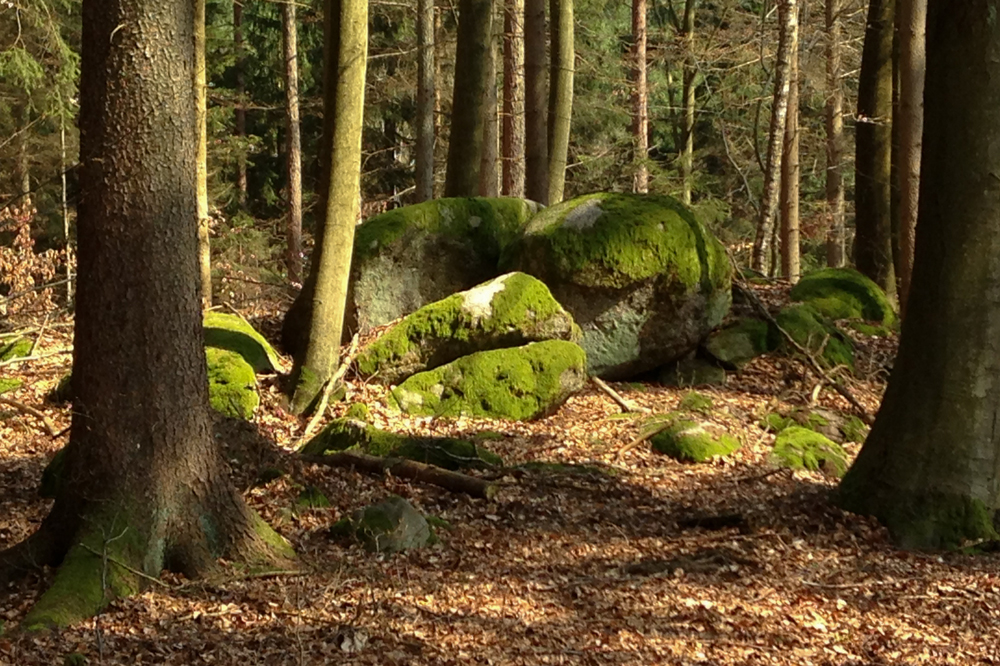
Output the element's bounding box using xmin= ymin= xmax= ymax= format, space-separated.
xmin=789 ymin=267 xmax=896 ymax=326
xmin=389 ymin=340 xmax=587 ymax=420
xmin=330 ymin=496 xmax=432 ymax=553
xmin=772 ymin=304 xmax=855 ymax=371
xmin=206 ymin=347 xmax=259 ymax=419
xmin=760 ymin=407 xmax=868 ymax=445
xmin=501 ymin=193 xmax=732 ymax=379
xmin=0 ymin=377 xmax=22 ymax=395
xmin=356 ymin=272 xmax=579 ymax=385
xmin=0 ymin=337 xmax=32 ymax=362
xmin=702 ymin=318 xmax=774 ymax=368
xmin=657 ymin=356 xmax=726 ymax=387
xmin=771 ymin=426 xmax=849 ymax=478
xmin=650 ymin=418 xmax=741 ymax=463
xmin=204 ymin=311 xmax=284 ymax=373
xmin=300 ymin=417 xmax=502 ymax=470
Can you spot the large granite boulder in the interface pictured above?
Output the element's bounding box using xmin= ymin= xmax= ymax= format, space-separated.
xmin=390 ymin=339 xmax=587 ymax=421
xmin=204 ymin=311 xmax=284 ymax=373
xmin=702 ymin=318 xmax=774 ymax=369
xmin=355 ymin=272 xmax=579 ymax=385
xmin=206 ymin=347 xmax=259 ymax=419
xmin=501 ymin=193 xmax=731 ymax=379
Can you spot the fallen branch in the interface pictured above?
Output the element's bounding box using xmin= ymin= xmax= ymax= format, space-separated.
xmin=0 ymin=397 xmax=58 ymax=437
xmin=591 ymin=377 xmax=648 ymax=414
xmin=0 ymin=349 xmax=72 ymax=369
xmin=300 ymin=333 xmax=361 ymax=442
xmin=302 ymin=451 xmax=496 ymax=499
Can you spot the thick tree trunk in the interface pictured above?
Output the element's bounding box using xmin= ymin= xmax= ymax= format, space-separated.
xmin=234 ymin=0 xmax=248 ymax=207
xmin=779 ymin=3 xmax=801 ymax=283
xmin=289 ymin=0 xmax=368 ymax=415
xmin=524 ymin=0 xmax=548 ymax=203
xmin=415 ymin=0 xmax=436 ymax=202
xmin=502 ymin=0 xmax=525 ymax=197
xmin=680 ymin=0 xmax=696 ymax=205
xmin=854 ymin=0 xmax=897 ymax=302
xmin=444 ymin=0 xmax=494 ymax=197
xmin=479 ymin=17 xmax=500 ymax=197
xmin=631 ymin=0 xmax=648 ymax=194
xmin=825 ymin=0 xmax=845 ymax=267
xmin=283 ymin=0 xmax=303 ymax=285
xmin=0 ymin=0 xmax=291 ymax=629
xmin=751 ymin=0 xmax=795 ymax=275
xmin=546 ymin=0 xmax=573 ymax=204
xmin=839 ymin=1 xmax=1000 ymax=549
xmin=195 ymin=0 xmax=212 ymax=308
xmin=896 ymin=0 xmax=926 ymax=318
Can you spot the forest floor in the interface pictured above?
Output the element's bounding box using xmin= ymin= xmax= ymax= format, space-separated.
xmin=2 ymin=284 xmax=1000 ymax=666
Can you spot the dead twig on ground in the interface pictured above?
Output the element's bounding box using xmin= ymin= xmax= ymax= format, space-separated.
xmin=591 ymin=376 xmax=648 ymax=414
xmin=299 ymin=334 xmax=361 ymax=444
xmin=0 ymin=396 xmax=58 ymax=437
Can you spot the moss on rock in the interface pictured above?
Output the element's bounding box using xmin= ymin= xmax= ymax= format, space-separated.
xmin=789 ymin=267 xmax=896 ymax=326
xmin=0 ymin=377 xmax=22 ymax=395
xmin=355 ymin=272 xmax=579 ymax=385
xmin=678 ymin=391 xmax=714 ymax=414
xmin=206 ymin=347 xmax=259 ymax=420
xmin=389 ymin=340 xmax=587 ymax=421
xmin=702 ymin=318 xmax=774 ymax=368
xmin=329 ymin=496 xmax=431 ymax=553
xmin=772 ymin=304 xmax=855 ymax=371
xmin=204 ymin=311 xmax=284 ymax=373
xmin=771 ymin=426 xmax=849 ymax=478
xmin=345 ymin=402 xmax=371 ymax=421
xmin=650 ymin=417 xmax=741 ymax=463
xmin=841 ymin=415 xmax=869 ymax=444
xmin=0 ymin=337 xmax=32 ymax=362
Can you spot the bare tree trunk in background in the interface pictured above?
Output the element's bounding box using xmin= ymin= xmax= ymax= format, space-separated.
xmin=60 ymin=108 xmax=72 ymax=303
xmin=854 ymin=0 xmax=897 ymax=302
xmin=825 ymin=0 xmax=845 ymax=267
xmin=779 ymin=2 xmax=800 ymax=283
xmin=416 ymin=0 xmax=436 ymax=202
xmin=283 ymin=0 xmax=303 ymax=285
xmin=546 ymin=0 xmax=574 ymax=204
xmin=524 ymin=0 xmax=548 ymax=203
xmin=631 ymin=0 xmax=648 ymax=193
xmin=234 ymin=1 xmax=248 ymax=206
xmin=502 ymin=0 xmax=525 ymax=197
xmin=752 ymin=0 xmax=795 ymax=275
xmin=479 ymin=15 xmax=500 ymax=197
xmin=896 ymin=0 xmax=926 ymax=319
xmin=680 ymin=0 xmax=696 ymax=205
xmin=195 ymin=0 xmax=212 ymax=308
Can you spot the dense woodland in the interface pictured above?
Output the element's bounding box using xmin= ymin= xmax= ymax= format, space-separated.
xmin=5 ymin=0 xmax=1000 ymax=663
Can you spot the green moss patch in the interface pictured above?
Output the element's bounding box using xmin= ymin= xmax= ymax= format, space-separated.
xmin=771 ymin=426 xmax=849 ymax=478
xmin=0 ymin=377 xmax=22 ymax=395
xmin=702 ymin=318 xmax=774 ymax=368
xmin=390 ymin=340 xmax=587 ymax=421
xmin=204 ymin=311 xmax=284 ymax=374
xmin=345 ymin=402 xmax=371 ymax=421
xmin=0 ymin=337 xmax=32 ymax=362
xmin=772 ymin=304 xmax=855 ymax=372
xmin=790 ymin=267 xmax=896 ymax=326
xmin=678 ymin=391 xmax=714 ymax=414
xmin=206 ymin=347 xmax=259 ymax=420
xmin=295 ymin=485 xmax=331 ymax=509
xmin=650 ymin=418 xmax=740 ymax=463
xmin=841 ymin=415 xmax=869 ymax=444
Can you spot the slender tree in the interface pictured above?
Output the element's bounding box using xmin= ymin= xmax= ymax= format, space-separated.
xmin=234 ymin=0 xmax=248 ymax=206
xmin=680 ymin=0 xmax=696 ymax=204
xmin=0 ymin=0 xmax=291 ymax=627
xmin=825 ymin=0 xmax=845 ymax=267
xmin=416 ymin=0 xmax=436 ymax=202
xmin=631 ymin=0 xmax=649 ymax=193
xmin=839 ymin=0 xmax=1000 ymax=549
xmin=283 ymin=0 xmax=303 ymax=285
xmin=854 ymin=0 xmax=897 ymax=301
xmin=546 ymin=0 xmax=574 ymax=204
xmin=502 ymin=0 xmax=526 ymax=197
xmin=779 ymin=1 xmax=801 ymax=283
xmin=479 ymin=15 xmax=500 ymax=197
xmin=289 ymin=0 xmax=369 ymax=414
xmin=195 ymin=0 xmax=212 ymax=308
xmin=524 ymin=0 xmax=548 ymax=202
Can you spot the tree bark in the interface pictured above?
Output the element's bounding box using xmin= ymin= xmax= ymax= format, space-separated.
xmin=524 ymin=0 xmax=548 ymax=203
xmin=751 ymin=0 xmax=795 ymax=275
xmin=896 ymin=0 xmax=926 ymax=319
xmin=631 ymin=0 xmax=649 ymax=194
xmin=825 ymin=0 xmax=845 ymax=267
xmin=283 ymin=0 xmax=303 ymax=285
xmin=234 ymin=0 xmax=248 ymax=207
xmin=195 ymin=0 xmax=212 ymax=308
xmin=0 ymin=0 xmax=292 ymax=628
xmin=16 ymin=104 xmax=31 ymax=205
xmin=680 ymin=0 xmax=696 ymax=205
xmin=416 ymin=0 xmax=436 ymax=202
xmin=479 ymin=15 xmax=500 ymax=197
xmin=289 ymin=0 xmax=369 ymax=415
xmin=502 ymin=0 xmax=525 ymax=197
xmin=854 ymin=0 xmax=897 ymax=302
xmin=546 ymin=0 xmax=573 ymax=204
xmin=444 ymin=0 xmax=494 ymax=197
xmin=839 ymin=0 xmax=1000 ymax=549
xmin=779 ymin=2 xmax=801 ymax=283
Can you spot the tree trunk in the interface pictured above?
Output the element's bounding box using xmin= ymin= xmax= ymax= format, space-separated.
xmin=631 ymin=0 xmax=649 ymax=194
xmin=502 ymin=0 xmax=525 ymax=197
xmin=779 ymin=2 xmax=801 ymax=283
xmin=751 ymin=0 xmax=795 ymax=275
xmin=854 ymin=0 xmax=897 ymax=302
xmin=479 ymin=16 xmax=500 ymax=197
xmin=839 ymin=1 xmax=1000 ymax=549
xmin=61 ymin=107 xmax=72 ymax=304
xmin=16 ymin=104 xmax=31 ymax=205
xmin=680 ymin=0 xmax=696 ymax=205
xmin=234 ymin=0 xmax=248 ymax=207
xmin=825 ymin=0 xmax=845 ymax=267
xmin=896 ymin=0 xmax=926 ymax=319
xmin=289 ymin=0 xmax=368 ymax=415
xmin=283 ymin=0 xmax=303 ymax=285
xmin=444 ymin=0 xmax=494 ymax=197
xmin=524 ymin=0 xmax=548 ymax=203
xmin=0 ymin=0 xmax=291 ymax=629
xmin=195 ymin=0 xmax=212 ymax=308
xmin=415 ymin=0 xmax=436 ymax=202
xmin=546 ymin=0 xmax=573 ymax=204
